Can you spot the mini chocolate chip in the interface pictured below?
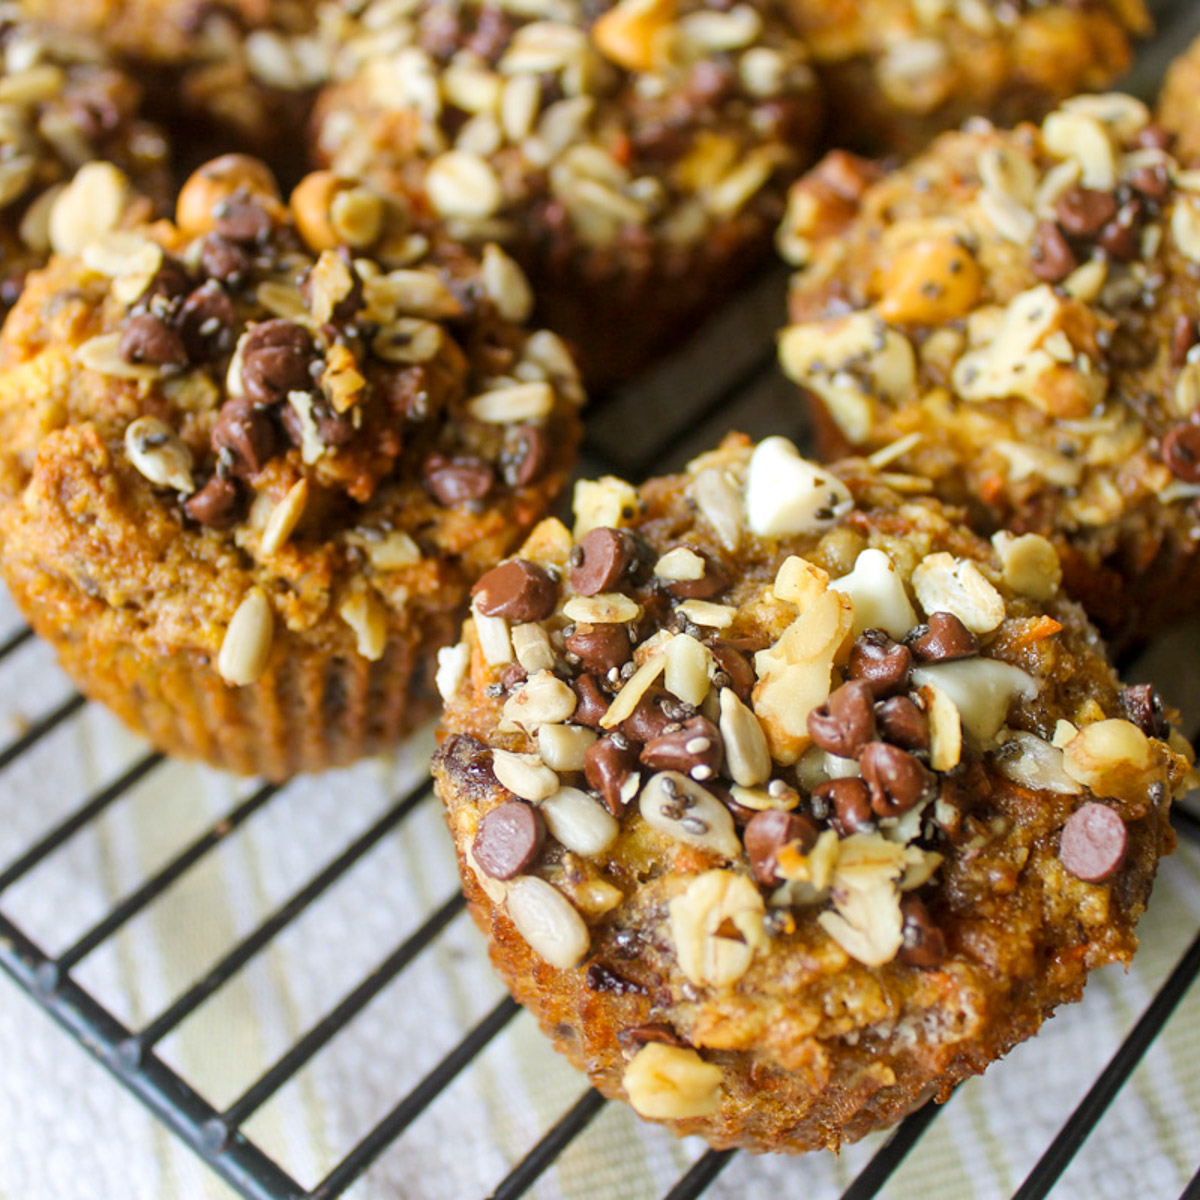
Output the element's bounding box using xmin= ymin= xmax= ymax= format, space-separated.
xmin=240 ymin=319 xmax=317 ymax=406
xmin=640 ymin=715 xmax=724 ymax=782
xmin=858 ymin=742 xmax=931 ymax=818
xmin=504 ymin=424 xmax=549 ymax=487
xmin=1134 ymin=123 xmax=1173 ymax=151
xmin=807 ymin=680 xmax=877 ymax=758
xmin=617 ymin=1023 xmax=686 ymax=1052
xmin=184 ymin=474 xmax=242 ymax=528
xmin=898 ymin=896 xmax=947 ymax=968
xmin=472 ymin=800 xmax=545 ymax=880
xmin=566 ymin=624 xmax=631 ymax=674
xmin=214 ymin=192 xmax=274 ymax=243
xmin=279 ymin=392 xmax=354 ymax=450
xmin=585 ymin=963 xmax=647 ymax=995
xmin=500 ymin=662 xmax=528 ymax=692
xmin=570 ymin=528 xmax=636 ymax=595
xmin=875 ymin=695 xmax=930 ymax=752
xmin=119 ymin=312 xmax=187 ymax=367
xmin=472 ymin=559 xmax=558 ymax=621
xmin=664 ymin=552 xmax=730 ymax=600
xmin=1059 ymin=802 xmax=1127 ymax=883
xmin=813 ymin=777 xmax=874 ymax=837
xmin=708 ymin=641 xmax=756 ymax=702
xmin=177 ymin=281 xmax=236 ymax=362
xmin=1055 ymin=186 xmax=1118 ymax=237
xmin=585 ymin=735 xmax=639 ymax=815
xmin=572 ymin=674 xmax=609 ymax=728
xmin=198 ymin=233 xmax=250 ymax=286
xmin=212 ymin=397 xmax=277 ymax=477
xmin=621 ymin=685 xmax=681 ymax=744
xmin=1030 ymin=220 xmax=1077 ymax=283
xmin=1119 ymin=683 xmax=1169 ymax=740
xmin=848 ymin=629 xmax=911 ymax=698
xmin=743 ymin=810 xmax=817 ymax=885
xmin=135 ymin=258 xmax=190 ymax=309
xmin=1163 ymin=421 xmax=1200 ymax=483
xmin=1172 ymin=315 xmax=1199 ymax=368
xmin=1098 ymin=201 xmax=1142 ymax=262
xmin=908 ymin=612 xmax=978 ymax=661
xmin=1130 ymin=162 xmax=1171 ymax=202
xmin=423 ymin=454 xmax=495 ymax=506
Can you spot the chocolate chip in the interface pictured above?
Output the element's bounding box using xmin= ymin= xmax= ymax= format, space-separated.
xmin=1130 ymin=162 xmax=1171 ymax=202
xmin=848 ymin=629 xmax=911 ymax=698
xmin=812 ymin=777 xmax=874 ymax=836
xmin=585 ymin=734 xmax=638 ymax=815
xmin=198 ymin=233 xmax=250 ymax=286
xmin=858 ymin=742 xmax=931 ymax=818
xmin=423 ymin=454 xmax=494 ymax=506
xmin=617 ymin=1024 xmax=686 ymax=1052
xmin=807 ymin=681 xmax=877 ymax=758
xmin=640 ymin=716 xmax=723 ymax=782
xmin=503 ymin=424 xmax=549 ymax=487
xmin=708 ymin=641 xmax=756 ymax=702
xmin=1030 ymin=220 xmax=1077 ymax=283
xmin=664 ymin=551 xmax=729 ymax=600
xmin=184 ymin=474 xmax=241 ymax=528
xmin=1162 ymin=421 xmax=1200 ymax=483
xmin=500 ymin=662 xmax=528 ymax=692
xmin=566 ymin=624 xmax=631 ymax=674
xmin=743 ymin=810 xmax=818 ymax=885
xmin=1060 ymin=802 xmax=1127 ymax=883
xmin=1133 ymin=123 xmax=1173 ymax=151
xmin=135 ymin=258 xmax=190 ymax=309
xmin=908 ymin=612 xmax=978 ymax=662
xmin=585 ymin=963 xmax=647 ymax=995
xmin=240 ymin=319 xmax=317 ymax=407
xmin=571 ymin=674 xmax=609 ymax=728
xmin=1172 ymin=315 xmax=1199 ymax=369
xmin=875 ymin=695 xmax=930 ymax=752
xmin=471 ymin=559 xmax=558 ymax=621
xmin=898 ymin=896 xmax=947 ymax=968
xmin=119 ymin=312 xmax=187 ymax=367
xmin=570 ymin=528 xmax=636 ymax=595
xmin=1098 ymin=200 xmax=1142 ymax=263
xmin=1055 ymin=186 xmax=1118 ymax=238
xmin=212 ymin=396 xmax=277 ymax=477
xmin=177 ymin=281 xmax=236 ymax=362
xmin=471 ymin=800 xmax=545 ymax=880
xmin=214 ymin=192 xmax=273 ymax=243
xmin=621 ymin=685 xmax=682 ymax=744
xmin=1119 ymin=683 xmax=1169 ymax=740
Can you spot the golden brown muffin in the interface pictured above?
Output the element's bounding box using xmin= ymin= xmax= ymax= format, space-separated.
xmin=785 ymin=0 xmax=1149 ymax=155
xmin=780 ymin=94 xmax=1200 ymax=644
xmin=1159 ymin=35 xmax=1200 ymax=166
xmin=311 ymin=0 xmax=823 ymax=387
xmin=18 ymin=0 xmax=323 ymax=176
xmin=0 ymin=155 xmax=583 ymax=778
xmin=0 ymin=16 xmax=170 ymax=311
xmin=433 ymin=433 xmax=1193 ymax=1153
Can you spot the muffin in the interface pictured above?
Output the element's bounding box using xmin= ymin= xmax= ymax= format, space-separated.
xmin=784 ymin=0 xmax=1149 ymax=155
xmin=311 ymin=0 xmax=823 ymax=386
xmin=1159 ymin=35 xmax=1200 ymax=166
xmin=19 ymin=0 xmax=325 ymax=176
xmin=433 ymin=433 xmax=1193 ymax=1152
xmin=780 ymin=93 xmax=1200 ymax=643
xmin=0 ymin=14 xmax=170 ymax=311
xmin=0 ymin=155 xmax=583 ymax=778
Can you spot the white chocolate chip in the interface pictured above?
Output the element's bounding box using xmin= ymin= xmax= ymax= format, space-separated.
xmin=911 ymin=659 xmax=1038 ymax=742
xmin=744 ymin=437 xmax=853 ymax=538
xmin=829 ymin=548 xmax=918 ymax=639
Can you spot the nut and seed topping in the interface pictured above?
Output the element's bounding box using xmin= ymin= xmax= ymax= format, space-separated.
xmin=217 ymin=587 xmax=274 ymax=687
xmin=124 ymin=416 xmax=194 ymax=493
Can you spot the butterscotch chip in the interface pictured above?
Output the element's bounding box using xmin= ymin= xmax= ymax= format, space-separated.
xmin=433 ymin=433 xmax=1193 ymax=1154
xmin=0 ymin=158 xmax=583 ymax=779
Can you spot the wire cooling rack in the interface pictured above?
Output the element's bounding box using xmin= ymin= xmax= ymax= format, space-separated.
xmin=4 ymin=5 xmax=1200 ymax=1197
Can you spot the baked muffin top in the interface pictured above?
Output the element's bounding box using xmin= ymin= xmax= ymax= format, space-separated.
xmin=312 ymin=0 xmax=822 ymax=251
xmin=0 ymin=154 xmax=583 ymax=679
xmin=434 ymin=434 xmax=1193 ymax=1150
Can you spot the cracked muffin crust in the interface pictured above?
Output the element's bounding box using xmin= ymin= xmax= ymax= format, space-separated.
xmin=433 ymin=433 xmax=1193 ymax=1152
xmin=781 ymin=93 xmax=1200 ymax=643
xmin=0 ymin=154 xmax=583 ymax=778
xmin=783 ymin=0 xmax=1148 ymax=155
xmin=311 ymin=0 xmax=823 ymax=385
xmin=0 ymin=12 xmax=170 ymax=313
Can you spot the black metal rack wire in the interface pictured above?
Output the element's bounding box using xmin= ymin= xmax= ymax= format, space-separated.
xmin=5 ymin=3 xmax=1200 ymax=1195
